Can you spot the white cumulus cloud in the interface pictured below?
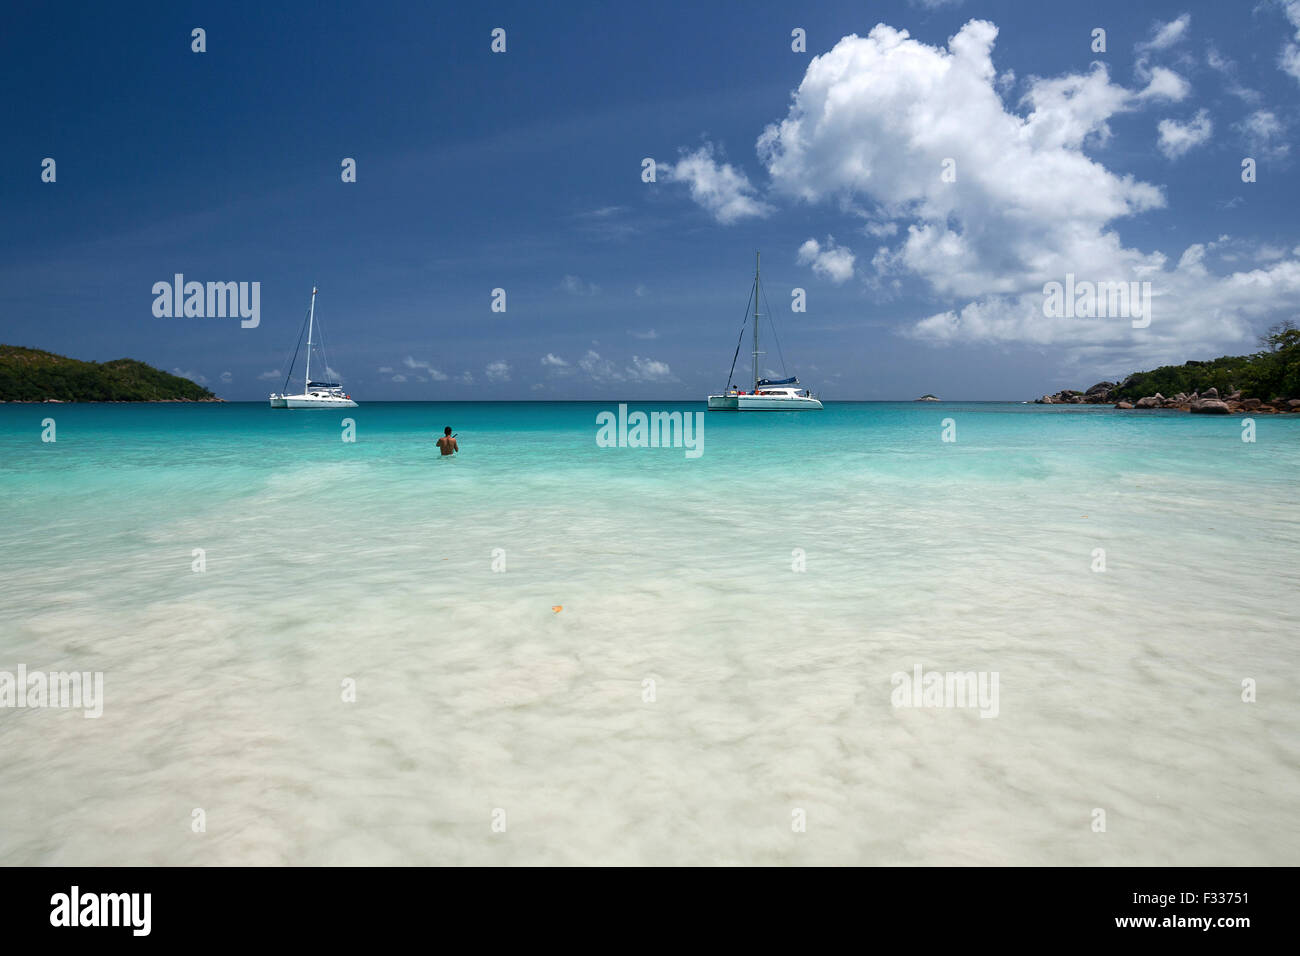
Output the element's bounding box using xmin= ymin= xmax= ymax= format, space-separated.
xmin=665 ymin=142 xmax=772 ymax=224
xmin=577 ymin=350 xmax=674 ymax=383
xmin=749 ymin=19 xmax=1300 ymax=369
xmin=797 ymin=236 xmax=856 ymax=283
xmin=627 ymin=355 xmax=673 ymax=381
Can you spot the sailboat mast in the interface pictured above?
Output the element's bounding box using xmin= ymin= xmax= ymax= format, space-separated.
xmin=304 ymin=287 xmax=316 ymax=390
xmin=752 ymin=252 xmax=761 ymax=390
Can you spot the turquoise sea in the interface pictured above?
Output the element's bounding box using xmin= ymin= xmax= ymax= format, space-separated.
xmin=1 ymin=401 xmax=1298 ymax=864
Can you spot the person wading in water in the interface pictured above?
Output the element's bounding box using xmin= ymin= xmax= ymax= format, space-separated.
xmin=436 ymin=426 xmax=459 ymax=456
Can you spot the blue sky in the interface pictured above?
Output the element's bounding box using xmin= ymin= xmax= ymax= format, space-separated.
xmin=2 ymin=0 xmax=1298 ymax=400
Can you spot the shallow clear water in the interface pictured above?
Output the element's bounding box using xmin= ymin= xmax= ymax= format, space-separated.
xmin=1 ymin=401 xmax=1297 ymax=864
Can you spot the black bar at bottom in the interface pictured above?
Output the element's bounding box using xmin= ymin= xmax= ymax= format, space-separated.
xmin=1 ymin=866 xmax=1285 ymax=943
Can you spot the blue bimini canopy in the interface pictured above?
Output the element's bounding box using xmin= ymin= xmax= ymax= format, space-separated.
xmin=308 ymin=381 xmax=342 ymax=389
xmin=757 ymin=376 xmax=798 ymax=387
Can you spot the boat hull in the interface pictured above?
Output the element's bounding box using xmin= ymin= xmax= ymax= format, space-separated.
xmin=707 ymin=393 xmax=823 ymax=410
xmin=737 ymin=395 xmax=822 ymax=410
xmin=270 ymin=395 xmax=358 ymax=409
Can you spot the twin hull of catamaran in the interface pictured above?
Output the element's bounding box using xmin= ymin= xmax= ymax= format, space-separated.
xmin=707 ymin=253 xmax=822 ymax=411
xmin=708 ymin=386 xmax=823 ymax=411
xmin=269 ymin=387 xmax=356 ymax=409
xmin=270 ymin=287 xmax=358 ymax=409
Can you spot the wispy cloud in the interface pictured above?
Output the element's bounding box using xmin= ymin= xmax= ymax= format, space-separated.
xmin=559 ymin=275 xmax=600 ymax=296
xmin=577 ymin=349 xmax=674 ymax=383
xmin=1158 ymin=110 xmax=1213 ymax=159
xmin=1137 ymin=14 xmax=1190 ymax=54
xmin=570 ymin=205 xmax=638 ymax=241
xmin=1280 ymin=0 xmax=1300 ymax=83
xmin=1236 ymin=110 xmax=1290 ymax=160
xmin=1206 ymin=45 xmax=1261 ymax=104
xmin=403 ymin=356 xmax=449 ymax=381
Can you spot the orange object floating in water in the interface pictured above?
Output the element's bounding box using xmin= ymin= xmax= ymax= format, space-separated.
xmin=551 ymin=605 xmax=563 ymax=613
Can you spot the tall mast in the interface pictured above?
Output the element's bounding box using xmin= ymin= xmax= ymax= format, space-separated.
xmin=304 ymin=287 xmax=316 ymax=390
xmin=752 ymin=252 xmax=762 ymax=390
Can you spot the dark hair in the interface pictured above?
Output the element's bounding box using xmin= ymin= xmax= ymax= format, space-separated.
xmin=444 ymin=426 xmax=452 ymax=435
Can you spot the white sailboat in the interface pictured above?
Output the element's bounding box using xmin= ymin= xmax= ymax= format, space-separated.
xmin=269 ymin=287 xmax=358 ymax=409
xmin=708 ymin=253 xmax=822 ymax=411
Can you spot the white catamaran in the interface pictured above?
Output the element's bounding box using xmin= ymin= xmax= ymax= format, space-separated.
xmin=269 ymin=287 xmax=358 ymax=409
xmin=708 ymin=253 xmax=822 ymax=411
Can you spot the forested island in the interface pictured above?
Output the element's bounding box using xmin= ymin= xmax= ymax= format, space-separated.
xmin=1036 ymin=321 xmax=1300 ymax=413
xmin=0 ymin=345 xmax=219 ymax=402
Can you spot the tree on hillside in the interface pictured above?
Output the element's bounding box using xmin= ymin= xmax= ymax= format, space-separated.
xmin=1258 ymin=319 xmax=1300 ymax=353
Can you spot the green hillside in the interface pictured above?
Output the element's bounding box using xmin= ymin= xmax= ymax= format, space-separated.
xmin=0 ymin=345 xmax=219 ymax=402
xmin=1111 ymin=322 xmax=1300 ymax=402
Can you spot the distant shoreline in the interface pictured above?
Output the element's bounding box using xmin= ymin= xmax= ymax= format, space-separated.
xmin=0 ymin=397 xmax=224 ymax=404
xmin=0 ymin=397 xmax=1155 ymax=405
xmin=0 ymin=345 xmax=219 ymax=403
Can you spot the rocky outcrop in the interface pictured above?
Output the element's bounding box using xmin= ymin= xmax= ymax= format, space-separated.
xmin=1040 ymin=373 xmax=1299 ymax=414
xmin=1094 ymin=389 xmax=1300 ymax=414
xmin=1037 ymin=384 xmax=1121 ymax=404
